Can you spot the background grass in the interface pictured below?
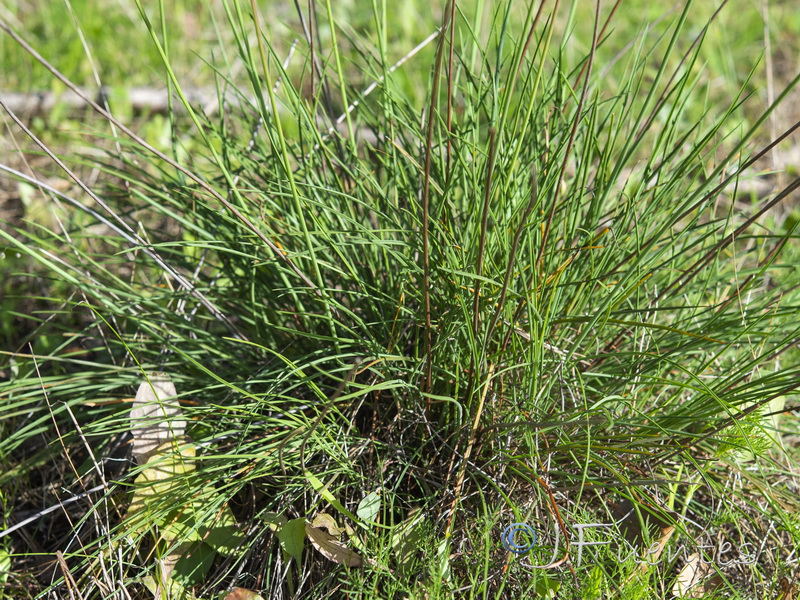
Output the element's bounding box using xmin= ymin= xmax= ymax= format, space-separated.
xmin=2 ymin=1 xmax=800 ymax=599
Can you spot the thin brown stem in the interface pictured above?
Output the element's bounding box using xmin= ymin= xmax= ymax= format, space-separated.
xmin=536 ymin=0 xmax=601 ymax=267
xmin=533 ymin=473 xmax=573 ymax=571
xmin=464 ymin=128 xmax=497 ymax=419
xmin=445 ymin=363 xmax=495 ymax=539
xmin=421 ymin=13 xmax=451 ymax=394
xmin=445 ymin=0 xmax=457 ymax=182
xmin=484 ymin=166 xmax=538 ymax=351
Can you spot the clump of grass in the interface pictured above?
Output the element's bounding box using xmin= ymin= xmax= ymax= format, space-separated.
xmin=1 ymin=1 xmax=800 ymax=599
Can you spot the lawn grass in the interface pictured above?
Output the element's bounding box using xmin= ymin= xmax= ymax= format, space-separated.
xmin=2 ymin=1 xmax=800 ymax=599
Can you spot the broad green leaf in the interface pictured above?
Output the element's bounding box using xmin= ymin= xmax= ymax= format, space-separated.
xmin=160 ymin=509 xmax=202 ymax=544
xmin=261 ymin=512 xmax=287 ymax=532
xmin=172 ymin=541 xmax=216 ymax=587
xmin=391 ymin=508 xmax=425 ymax=573
xmin=436 ymin=539 xmax=451 ymax=581
xmin=141 ymin=575 xmax=158 ymax=596
xmin=277 ymin=518 xmax=306 ymax=564
xmin=534 ymin=576 xmax=561 ymax=599
xmin=201 ymin=505 xmax=244 ymax=556
xmin=356 ymin=491 xmax=381 ymax=523
xmin=0 ymin=548 xmax=10 ymax=584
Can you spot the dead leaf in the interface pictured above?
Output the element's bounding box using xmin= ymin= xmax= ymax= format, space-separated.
xmin=305 ymin=522 xmax=362 ymax=567
xmin=616 ymin=498 xmax=680 ymax=586
xmin=141 ymin=541 xmax=193 ymax=600
xmin=130 ymin=372 xmax=185 ymax=464
xmin=223 ymin=588 xmax=265 ymax=600
xmin=673 ymin=553 xmax=705 ymax=597
xmin=672 ymin=553 xmax=723 ymax=598
xmin=158 ymin=542 xmax=189 ymax=599
xmin=778 ymin=576 xmax=796 ymax=600
xmin=311 ymin=513 xmax=344 ymax=537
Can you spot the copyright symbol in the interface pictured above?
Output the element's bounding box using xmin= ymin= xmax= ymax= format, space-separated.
xmin=501 ymin=523 xmax=537 ymax=554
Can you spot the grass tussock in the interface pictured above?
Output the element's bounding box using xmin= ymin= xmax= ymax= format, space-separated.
xmin=1 ymin=1 xmax=800 ymax=598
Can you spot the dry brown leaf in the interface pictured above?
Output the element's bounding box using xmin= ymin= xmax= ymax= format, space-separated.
xmin=778 ymin=577 xmax=796 ymax=600
xmin=673 ymin=553 xmax=705 ymax=597
xmin=130 ymin=372 xmax=185 ymax=464
xmin=305 ymin=523 xmax=362 ymax=567
xmin=672 ymin=553 xmax=723 ymax=598
xmin=311 ymin=512 xmax=344 ymax=537
xmin=223 ymin=588 xmax=266 ymax=600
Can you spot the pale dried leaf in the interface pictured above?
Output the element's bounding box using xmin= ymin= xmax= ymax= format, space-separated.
xmin=673 ymin=553 xmax=705 ymax=597
xmin=130 ymin=372 xmax=185 ymax=464
xmin=778 ymin=577 xmax=796 ymax=600
xmin=305 ymin=523 xmax=362 ymax=567
xmin=149 ymin=541 xmax=192 ymax=600
xmin=311 ymin=512 xmax=344 ymax=537
xmin=672 ymin=553 xmax=722 ymax=598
